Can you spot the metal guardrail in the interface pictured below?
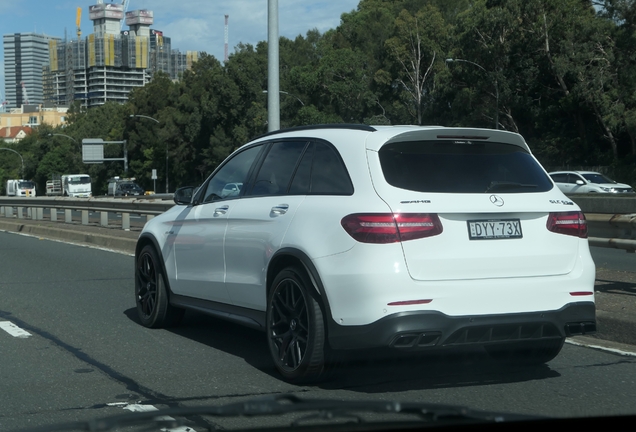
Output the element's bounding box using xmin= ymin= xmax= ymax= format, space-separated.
xmin=0 ymin=194 xmax=635 ymax=251
xmin=586 ymin=213 xmax=636 ymax=252
xmin=566 ymin=193 xmax=636 ymax=252
xmin=0 ymin=196 xmax=174 ymax=230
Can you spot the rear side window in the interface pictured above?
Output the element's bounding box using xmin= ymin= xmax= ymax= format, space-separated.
xmin=379 ymin=140 xmax=553 ymax=193
xmin=289 ymin=142 xmax=353 ymax=195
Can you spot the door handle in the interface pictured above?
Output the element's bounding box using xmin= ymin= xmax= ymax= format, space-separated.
xmin=271 ymin=204 xmax=289 ymax=215
xmin=214 ymin=205 xmax=229 ymax=215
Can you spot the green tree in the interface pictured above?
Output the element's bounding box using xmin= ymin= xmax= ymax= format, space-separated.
xmin=384 ymin=6 xmax=448 ymax=125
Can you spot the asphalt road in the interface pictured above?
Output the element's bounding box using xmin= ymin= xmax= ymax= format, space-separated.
xmin=590 ymin=246 xmax=636 ymax=272
xmin=2 ymin=231 xmax=636 ymax=431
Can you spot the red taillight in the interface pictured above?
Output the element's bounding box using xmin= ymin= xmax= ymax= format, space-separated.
xmin=341 ymin=213 xmax=443 ymax=243
xmin=546 ymin=211 xmax=588 ymax=238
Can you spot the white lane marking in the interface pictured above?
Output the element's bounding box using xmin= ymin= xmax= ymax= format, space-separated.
xmin=122 ymin=404 xmax=194 ymax=432
xmin=566 ymin=338 xmax=636 ymax=356
xmin=0 ymin=321 xmax=32 ymax=338
xmin=124 ymin=404 xmax=161 ymax=413
xmin=0 ymin=230 xmax=134 ymax=257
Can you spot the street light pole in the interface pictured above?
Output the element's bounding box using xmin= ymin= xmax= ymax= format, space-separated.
xmin=48 ymin=133 xmax=78 ymax=144
xmin=267 ymin=0 xmax=280 ymax=132
xmin=446 ymin=58 xmax=499 ymax=130
xmin=0 ymin=147 xmax=24 ymax=177
xmin=129 ymin=114 xmax=165 ymax=192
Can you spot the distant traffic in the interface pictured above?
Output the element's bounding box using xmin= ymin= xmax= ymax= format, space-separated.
xmin=6 ymin=174 xmax=149 ymax=198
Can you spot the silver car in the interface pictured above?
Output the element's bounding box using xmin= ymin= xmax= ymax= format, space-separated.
xmin=549 ymin=171 xmax=634 ymax=194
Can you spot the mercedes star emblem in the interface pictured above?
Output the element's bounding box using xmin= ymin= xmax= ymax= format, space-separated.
xmin=489 ymin=195 xmax=504 ymax=207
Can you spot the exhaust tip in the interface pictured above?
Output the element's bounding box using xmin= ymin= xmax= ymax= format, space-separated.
xmin=391 ymin=332 xmax=441 ymax=349
xmin=565 ymin=321 xmax=596 ymax=336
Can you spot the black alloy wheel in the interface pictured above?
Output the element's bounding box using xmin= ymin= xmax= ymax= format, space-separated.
xmin=267 ymin=267 xmax=326 ymax=383
xmin=135 ymin=245 xmax=184 ymax=328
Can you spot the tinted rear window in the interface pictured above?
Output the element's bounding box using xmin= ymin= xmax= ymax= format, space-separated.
xmin=379 ymin=141 xmax=553 ymax=193
xmin=288 ymin=141 xmax=354 ymax=195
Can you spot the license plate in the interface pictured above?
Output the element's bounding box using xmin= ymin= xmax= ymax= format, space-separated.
xmin=467 ymin=219 xmax=522 ymax=240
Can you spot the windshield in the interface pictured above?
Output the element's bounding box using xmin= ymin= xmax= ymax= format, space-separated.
xmin=3 ymin=1 xmax=636 ymax=431
xmin=67 ymin=176 xmax=91 ymax=185
xmin=17 ymin=181 xmax=35 ymax=189
xmin=120 ymin=183 xmax=140 ymax=190
xmin=581 ymin=173 xmax=616 ymax=184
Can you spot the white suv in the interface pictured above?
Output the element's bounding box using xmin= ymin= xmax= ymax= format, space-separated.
xmin=135 ymin=125 xmax=596 ymax=383
xmin=549 ymin=170 xmax=634 ymax=194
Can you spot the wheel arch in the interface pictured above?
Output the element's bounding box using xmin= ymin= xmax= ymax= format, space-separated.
xmin=267 ymin=248 xmax=333 ymax=319
xmin=135 ymin=233 xmax=174 ymax=297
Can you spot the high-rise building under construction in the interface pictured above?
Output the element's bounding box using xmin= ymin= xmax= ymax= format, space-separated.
xmin=44 ymin=2 xmax=198 ymax=108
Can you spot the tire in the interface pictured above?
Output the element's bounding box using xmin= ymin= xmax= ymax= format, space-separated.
xmin=485 ymin=337 xmax=565 ymax=365
xmin=267 ymin=267 xmax=327 ymax=383
xmin=135 ymin=245 xmax=184 ymax=328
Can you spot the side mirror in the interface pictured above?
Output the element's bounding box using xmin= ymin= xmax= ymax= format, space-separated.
xmin=575 ymin=180 xmax=585 ymax=185
xmin=174 ymin=186 xmax=195 ymax=205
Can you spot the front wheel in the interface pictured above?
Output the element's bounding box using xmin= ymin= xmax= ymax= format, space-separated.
xmin=485 ymin=338 xmax=565 ymax=365
xmin=267 ymin=267 xmax=327 ymax=383
xmin=135 ymin=245 xmax=184 ymax=328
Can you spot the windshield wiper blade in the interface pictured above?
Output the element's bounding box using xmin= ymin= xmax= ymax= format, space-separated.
xmin=485 ymin=181 xmax=538 ymax=193
xmin=22 ymin=394 xmax=544 ymax=432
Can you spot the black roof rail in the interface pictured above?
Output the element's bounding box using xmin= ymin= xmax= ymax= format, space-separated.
xmin=254 ymin=123 xmax=377 ymax=140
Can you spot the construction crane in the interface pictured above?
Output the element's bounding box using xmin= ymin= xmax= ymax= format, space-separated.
xmin=0 ymin=90 xmax=7 ymax=112
xmin=76 ymin=7 xmax=82 ymax=40
xmin=21 ymin=81 xmax=29 ymax=105
xmin=120 ymin=0 xmax=130 ymax=31
xmin=224 ymin=15 xmax=229 ymax=63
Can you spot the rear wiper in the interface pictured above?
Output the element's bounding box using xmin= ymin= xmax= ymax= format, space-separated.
xmin=485 ymin=181 xmax=538 ymax=193
xmin=26 ymin=393 xmax=544 ymax=431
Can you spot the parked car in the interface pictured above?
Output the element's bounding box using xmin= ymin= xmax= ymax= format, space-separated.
xmin=548 ymin=171 xmax=634 ymax=194
xmin=134 ymin=124 xmax=596 ymax=383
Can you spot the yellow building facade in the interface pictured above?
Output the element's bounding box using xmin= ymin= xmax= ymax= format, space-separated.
xmin=0 ymin=105 xmax=68 ymax=129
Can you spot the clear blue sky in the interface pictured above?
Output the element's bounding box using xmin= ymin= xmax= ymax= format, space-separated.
xmin=1 ymin=0 xmax=360 ymax=102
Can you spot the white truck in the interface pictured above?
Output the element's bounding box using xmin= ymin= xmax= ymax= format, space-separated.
xmin=6 ymin=179 xmax=36 ymax=197
xmin=61 ymin=174 xmax=92 ymax=197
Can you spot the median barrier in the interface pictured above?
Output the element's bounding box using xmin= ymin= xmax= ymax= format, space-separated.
xmin=566 ymin=194 xmax=636 ymax=252
xmin=0 ymin=196 xmax=173 ymax=231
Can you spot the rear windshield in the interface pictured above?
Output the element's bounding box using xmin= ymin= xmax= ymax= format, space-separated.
xmin=379 ymin=140 xmax=553 ymax=193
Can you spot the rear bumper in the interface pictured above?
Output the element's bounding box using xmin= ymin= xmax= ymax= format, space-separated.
xmin=327 ymin=302 xmax=596 ymax=350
